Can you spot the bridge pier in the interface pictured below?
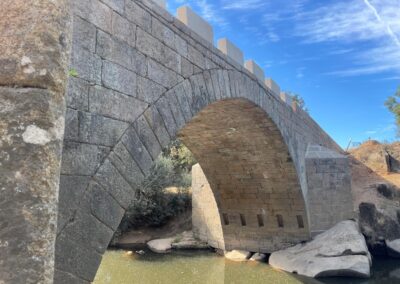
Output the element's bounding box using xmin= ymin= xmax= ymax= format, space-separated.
xmin=0 ymin=0 xmax=71 ymax=283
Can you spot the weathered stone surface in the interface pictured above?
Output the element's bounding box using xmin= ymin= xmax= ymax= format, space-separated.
xmin=54 ymin=269 xmax=90 ymax=284
xmin=97 ymin=30 xmax=146 ymax=76
xmin=102 ymin=60 xmax=137 ymax=96
xmin=155 ymin=96 xmax=179 ymax=138
xmin=136 ymin=76 xmax=166 ymax=104
xmin=108 ymin=142 xmax=145 ymax=189
xmin=0 ymin=0 xmax=71 ymax=92
xmin=70 ymin=44 xmax=102 ymax=84
xmin=72 ymin=0 xmax=112 ymax=33
xmin=55 ymin=236 xmax=102 ymax=281
xmin=58 ymin=210 xmax=114 ymax=254
xmin=143 ymin=106 xmax=171 ymax=149
xmin=147 ymin=58 xmax=182 ymax=88
xmin=166 ymin=90 xmax=186 ymax=130
xmin=306 ymin=144 xmax=354 ymax=235
xmin=72 ymin=16 xmax=96 ymax=52
xmin=112 ymin=11 xmax=136 ymax=46
xmin=359 ymin=202 xmax=400 ymax=252
xmin=136 ymin=27 xmax=181 ymax=74
xmin=81 ymin=181 xmax=126 ymax=231
xmin=69 ymin=110 xmax=129 ymax=146
xmin=89 ymin=85 xmax=148 ymax=123
xmin=58 ymin=175 xmax=90 ymax=233
xmin=225 ymin=250 xmax=252 ymax=262
xmin=94 ymin=159 xmax=136 ymax=209
xmin=66 ymin=77 xmax=89 ymax=111
xmin=0 ymin=88 xmax=67 ymax=284
xmin=124 ymin=0 xmax=151 ymax=32
xmin=174 ymin=83 xmax=193 ymax=122
xmin=269 ymin=220 xmax=371 ymax=278
xmin=147 ymin=238 xmax=174 ymax=253
xmin=133 ymin=115 xmax=162 ymax=160
xmin=121 ymin=127 xmax=154 ymax=175
xmin=61 ymin=142 xmax=110 ymax=175
xmin=103 ymin=0 xmax=125 ymax=14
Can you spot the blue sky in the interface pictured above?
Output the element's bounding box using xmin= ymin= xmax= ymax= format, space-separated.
xmin=166 ymin=0 xmax=400 ymax=148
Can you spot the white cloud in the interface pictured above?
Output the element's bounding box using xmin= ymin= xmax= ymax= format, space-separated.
xmin=294 ymin=0 xmax=400 ymax=77
xmin=222 ymin=0 xmax=266 ymax=10
xmin=196 ymin=0 xmax=229 ymax=29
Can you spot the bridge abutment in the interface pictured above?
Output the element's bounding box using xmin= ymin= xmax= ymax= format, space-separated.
xmin=0 ymin=0 xmax=72 ymax=283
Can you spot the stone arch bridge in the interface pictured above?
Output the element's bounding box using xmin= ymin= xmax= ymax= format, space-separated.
xmin=0 ymin=0 xmax=353 ymax=283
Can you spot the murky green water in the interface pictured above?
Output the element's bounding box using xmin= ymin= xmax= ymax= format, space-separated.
xmin=94 ymin=250 xmax=400 ymax=284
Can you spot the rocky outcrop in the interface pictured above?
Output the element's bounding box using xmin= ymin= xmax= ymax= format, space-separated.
xmin=269 ymin=220 xmax=371 ymax=278
xmin=359 ymin=202 xmax=400 ymax=256
xmin=171 ymin=231 xmax=209 ymax=250
xmin=224 ymin=250 xmax=252 ymax=262
xmin=147 ymin=231 xmax=210 ymax=253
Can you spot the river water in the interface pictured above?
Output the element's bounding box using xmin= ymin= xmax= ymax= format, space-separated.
xmin=94 ymin=249 xmax=400 ymax=284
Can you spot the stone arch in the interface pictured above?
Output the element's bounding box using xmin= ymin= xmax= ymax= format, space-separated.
xmin=55 ymin=69 xmax=311 ymax=282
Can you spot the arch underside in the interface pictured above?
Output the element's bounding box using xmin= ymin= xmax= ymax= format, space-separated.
xmin=179 ymin=99 xmax=309 ymax=252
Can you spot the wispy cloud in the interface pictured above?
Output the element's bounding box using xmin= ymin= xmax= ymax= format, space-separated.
xmin=221 ymin=0 xmax=266 ymax=10
xmin=363 ymin=0 xmax=400 ymax=47
xmin=196 ymin=0 xmax=229 ymax=29
xmin=293 ymin=0 xmax=400 ymax=77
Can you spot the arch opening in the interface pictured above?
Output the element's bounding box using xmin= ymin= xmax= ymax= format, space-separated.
xmin=178 ymin=98 xmax=310 ymax=253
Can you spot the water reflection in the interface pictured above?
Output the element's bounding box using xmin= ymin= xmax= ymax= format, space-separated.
xmin=94 ymin=250 xmax=400 ymax=284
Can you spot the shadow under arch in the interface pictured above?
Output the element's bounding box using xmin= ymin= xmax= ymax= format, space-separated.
xmin=55 ymin=69 xmax=316 ymax=283
xmin=179 ymin=98 xmax=309 ymax=253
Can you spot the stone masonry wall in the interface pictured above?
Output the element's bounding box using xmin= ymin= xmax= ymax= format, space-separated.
xmin=306 ymin=145 xmax=354 ymax=236
xmin=0 ymin=0 xmax=71 ymax=283
xmin=192 ymin=164 xmax=225 ymax=250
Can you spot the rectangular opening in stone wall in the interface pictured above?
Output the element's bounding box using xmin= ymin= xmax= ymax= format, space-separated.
xmin=276 ymin=214 xmax=284 ymax=228
xmin=240 ymin=214 xmax=246 ymax=226
xmin=296 ymin=215 xmax=304 ymax=228
xmin=222 ymin=213 xmax=229 ymax=225
xmin=257 ymin=214 xmax=264 ymax=227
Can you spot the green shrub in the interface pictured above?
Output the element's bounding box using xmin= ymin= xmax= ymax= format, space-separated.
xmin=111 ymin=140 xmax=196 ymax=243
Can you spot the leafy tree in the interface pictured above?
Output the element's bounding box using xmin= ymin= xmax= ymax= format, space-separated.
xmin=287 ymin=92 xmax=308 ymax=112
xmin=385 ymin=86 xmax=400 ymax=136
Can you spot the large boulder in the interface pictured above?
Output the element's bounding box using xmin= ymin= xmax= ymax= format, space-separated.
xmin=386 ymin=239 xmax=400 ymax=258
xmin=359 ymin=202 xmax=400 ymax=256
xmin=147 ymin=238 xmax=174 ymax=253
xmin=269 ymin=220 xmax=371 ymax=278
xmin=224 ymin=250 xmax=252 ymax=262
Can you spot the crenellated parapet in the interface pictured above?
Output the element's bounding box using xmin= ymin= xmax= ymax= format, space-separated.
xmin=157 ymin=2 xmax=303 ymax=110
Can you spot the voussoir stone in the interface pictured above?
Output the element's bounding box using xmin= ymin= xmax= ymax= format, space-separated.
xmin=269 ymin=220 xmax=371 ymax=278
